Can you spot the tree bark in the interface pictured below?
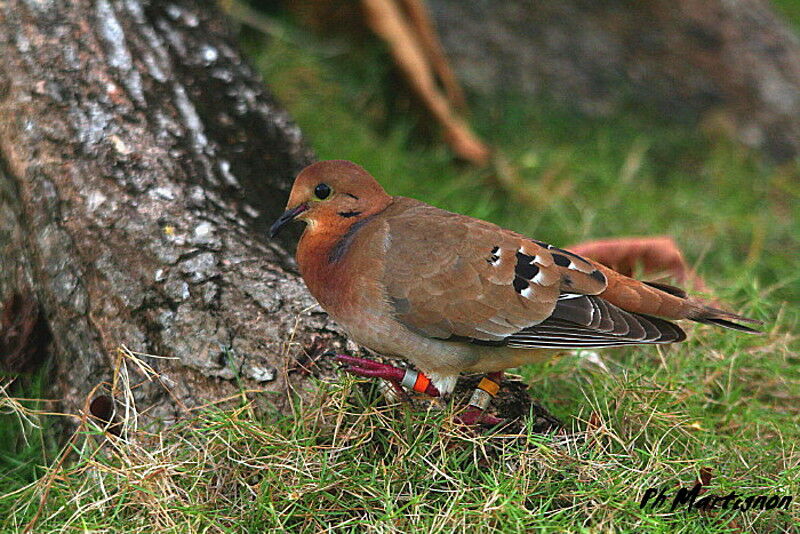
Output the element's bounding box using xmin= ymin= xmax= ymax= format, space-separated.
xmin=0 ymin=0 xmax=347 ymax=424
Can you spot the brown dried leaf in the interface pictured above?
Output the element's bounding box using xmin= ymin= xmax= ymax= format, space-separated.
xmin=396 ymin=0 xmax=466 ymax=109
xmin=568 ymin=236 xmax=709 ymax=292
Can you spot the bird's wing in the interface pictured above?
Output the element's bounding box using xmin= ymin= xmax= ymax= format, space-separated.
xmin=504 ymin=294 xmax=685 ymax=348
xmin=381 ymin=198 xmax=686 ymax=347
xmin=382 ymin=200 xmax=606 ymax=340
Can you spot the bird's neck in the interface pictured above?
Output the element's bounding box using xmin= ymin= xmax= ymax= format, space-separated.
xmin=295 ymin=217 xmax=371 ymax=310
xmin=297 ymin=222 xmax=347 ymax=269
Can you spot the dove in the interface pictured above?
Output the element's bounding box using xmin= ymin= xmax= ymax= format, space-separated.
xmin=270 ymin=160 xmax=761 ymax=424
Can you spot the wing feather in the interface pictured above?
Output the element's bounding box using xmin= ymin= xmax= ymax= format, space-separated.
xmin=506 ymin=297 xmax=686 ymax=349
xmin=381 ymin=198 xmax=684 ymax=349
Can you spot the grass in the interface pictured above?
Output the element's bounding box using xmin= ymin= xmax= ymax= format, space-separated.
xmin=1 ymin=8 xmax=799 ymax=534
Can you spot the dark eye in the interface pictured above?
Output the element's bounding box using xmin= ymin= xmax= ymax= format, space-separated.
xmin=314 ymin=183 xmax=332 ymax=200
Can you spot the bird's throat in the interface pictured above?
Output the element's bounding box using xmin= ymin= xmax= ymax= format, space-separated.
xmin=296 ymin=221 xmax=367 ymax=310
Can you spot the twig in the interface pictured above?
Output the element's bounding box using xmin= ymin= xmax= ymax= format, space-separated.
xmin=361 ymin=0 xmax=490 ymax=165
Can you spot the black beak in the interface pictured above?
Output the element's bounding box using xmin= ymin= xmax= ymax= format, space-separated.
xmin=269 ymin=204 xmax=308 ymax=238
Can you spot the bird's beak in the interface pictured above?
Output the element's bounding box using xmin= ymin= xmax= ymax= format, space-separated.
xmin=269 ymin=203 xmax=308 ymax=238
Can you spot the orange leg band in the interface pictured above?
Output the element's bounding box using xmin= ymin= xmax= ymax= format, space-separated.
xmin=412 ymin=372 xmax=431 ymax=394
xmin=468 ymin=375 xmax=502 ymax=410
xmin=477 ymin=377 xmax=501 ymax=396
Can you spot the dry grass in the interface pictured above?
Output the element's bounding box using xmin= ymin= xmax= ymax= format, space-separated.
xmin=2 ymin=321 xmax=798 ymax=533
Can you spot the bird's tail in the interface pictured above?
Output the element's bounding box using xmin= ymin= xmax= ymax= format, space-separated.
xmin=595 ymin=265 xmax=763 ymax=333
xmin=686 ymin=304 xmax=763 ymax=333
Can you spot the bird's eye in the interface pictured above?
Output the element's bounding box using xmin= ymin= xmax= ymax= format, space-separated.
xmin=314 ymin=183 xmax=332 ymax=200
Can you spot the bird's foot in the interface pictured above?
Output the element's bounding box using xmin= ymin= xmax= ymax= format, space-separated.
xmin=334 ymin=354 xmax=441 ymax=398
xmin=454 ymin=406 xmax=506 ymax=427
xmin=335 ymin=357 xmax=507 ymax=426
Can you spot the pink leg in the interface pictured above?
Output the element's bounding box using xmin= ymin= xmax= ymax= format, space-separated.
xmin=335 ymin=354 xmax=440 ymax=398
xmin=455 ymin=371 xmax=506 ymax=427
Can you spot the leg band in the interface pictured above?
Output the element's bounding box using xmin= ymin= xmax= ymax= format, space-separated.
xmin=468 ymin=376 xmax=501 ymax=410
xmin=477 ymin=377 xmax=501 ymax=396
xmin=400 ymin=369 xmax=432 ymax=393
xmin=400 ymin=369 xmax=418 ymax=389
xmin=412 ymin=372 xmax=431 ymax=393
xmin=467 ymin=388 xmax=492 ymax=410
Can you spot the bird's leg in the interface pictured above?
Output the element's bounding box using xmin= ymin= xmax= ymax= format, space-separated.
xmin=456 ymin=371 xmax=505 ymax=426
xmin=335 ymin=354 xmax=441 ymax=399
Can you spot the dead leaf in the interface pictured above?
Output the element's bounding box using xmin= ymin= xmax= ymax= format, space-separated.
xmin=568 ymin=236 xmax=709 ymax=292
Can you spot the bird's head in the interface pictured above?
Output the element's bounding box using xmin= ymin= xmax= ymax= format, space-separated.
xmin=269 ymin=160 xmax=392 ymax=238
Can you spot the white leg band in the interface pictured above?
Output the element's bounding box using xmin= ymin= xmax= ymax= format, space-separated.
xmin=401 ymin=369 xmax=418 ymax=389
xmin=468 ymin=388 xmax=492 ymax=411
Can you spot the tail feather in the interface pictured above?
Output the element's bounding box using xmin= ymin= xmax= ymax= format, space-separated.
xmin=643 ymin=280 xmax=688 ymax=299
xmin=592 ymin=264 xmax=763 ymax=334
xmin=689 ymin=306 xmax=764 ymax=334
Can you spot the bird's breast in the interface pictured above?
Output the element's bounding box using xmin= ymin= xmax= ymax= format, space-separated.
xmin=296 ymin=221 xmax=387 ymax=320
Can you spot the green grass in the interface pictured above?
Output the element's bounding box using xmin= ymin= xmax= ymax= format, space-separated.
xmin=773 ymin=0 xmax=800 ymax=30
xmin=1 ymin=11 xmax=799 ymax=534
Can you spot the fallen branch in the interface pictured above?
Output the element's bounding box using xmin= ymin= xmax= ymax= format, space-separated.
xmin=361 ymin=0 xmax=490 ymax=165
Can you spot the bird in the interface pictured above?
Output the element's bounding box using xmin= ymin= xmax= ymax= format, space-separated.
xmin=270 ymin=160 xmax=762 ymax=425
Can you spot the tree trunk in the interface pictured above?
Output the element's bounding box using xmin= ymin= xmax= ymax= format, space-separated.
xmin=428 ymin=0 xmax=800 ymax=161
xmin=0 ymin=0 xmax=346 ymax=424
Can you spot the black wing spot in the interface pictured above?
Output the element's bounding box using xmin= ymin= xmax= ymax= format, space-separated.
xmin=590 ymin=269 xmax=607 ymax=284
xmin=515 ymin=250 xmax=540 ymax=280
xmin=516 ymin=262 xmax=540 ymax=280
xmin=552 ymin=253 xmax=571 ymax=267
xmin=513 ymin=277 xmax=529 ymax=293
xmin=515 ymin=250 xmax=535 ymax=264
xmin=491 ymin=246 xmax=500 ymax=254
